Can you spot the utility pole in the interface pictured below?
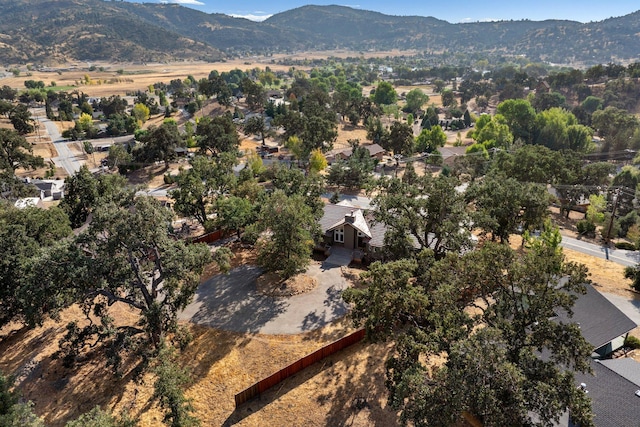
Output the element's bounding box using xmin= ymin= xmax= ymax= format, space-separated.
xmin=604 ymin=189 xmax=620 ymax=260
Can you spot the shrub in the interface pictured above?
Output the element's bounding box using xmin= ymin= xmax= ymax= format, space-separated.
xmin=576 ymin=220 xmax=596 ymax=236
xmin=624 ymin=335 xmax=640 ymax=349
xmin=624 ymin=265 xmax=640 ymax=292
xmin=153 ymin=348 xmax=199 ymax=427
xmin=163 ymin=173 xmax=175 ymax=185
xmin=615 ymin=241 xmax=636 ymax=251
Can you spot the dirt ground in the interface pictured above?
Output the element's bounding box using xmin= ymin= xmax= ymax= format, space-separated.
xmin=0 ymin=50 xmax=416 ymax=98
xmin=1 ymin=217 xmax=639 ymax=426
xmin=0 ymin=241 xmax=397 ymax=427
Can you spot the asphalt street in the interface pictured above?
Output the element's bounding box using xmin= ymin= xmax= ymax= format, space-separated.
xmin=560 ymin=235 xmax=640 ymax=267
xmin=32 ymin=107 xmax=85 ymax=175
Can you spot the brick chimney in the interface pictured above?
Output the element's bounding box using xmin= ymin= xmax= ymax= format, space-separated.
xmin=345 ymin=210 xmax=356 ymax=224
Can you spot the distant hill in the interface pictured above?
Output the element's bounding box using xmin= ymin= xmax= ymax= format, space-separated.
xmin=0 ymin=1 xmax=639 ymax=65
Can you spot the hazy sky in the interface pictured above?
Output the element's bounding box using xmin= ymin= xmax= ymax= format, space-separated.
xmin=130 ymin=0 xmax=640 ymax=23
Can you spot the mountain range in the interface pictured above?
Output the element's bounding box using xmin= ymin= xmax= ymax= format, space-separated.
xmin=0 ymin=0 xmax=639 ymax=65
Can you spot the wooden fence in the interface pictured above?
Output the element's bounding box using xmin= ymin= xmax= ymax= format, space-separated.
xmin=190 ymin=229 xmax=224 ymax=244
xmin=234 ymin=328 xmax=365 ymax=407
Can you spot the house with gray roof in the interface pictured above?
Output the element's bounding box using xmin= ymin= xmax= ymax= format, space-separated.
xmin=569 ymin=358 xmax=640 ymax=427
xmin=31 ymin=179 xmax=65 ymax=201
xmin=544 ymin=282 xmax=640 ymax=426
xmin=317 ymin=202 xmax=388 ymax=261
xmin=554 ymin=283 xmax=637 ymax=358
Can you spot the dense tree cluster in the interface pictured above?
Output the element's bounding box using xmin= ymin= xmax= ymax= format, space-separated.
xmin=344 ymin=227 xmax=594 ymax=426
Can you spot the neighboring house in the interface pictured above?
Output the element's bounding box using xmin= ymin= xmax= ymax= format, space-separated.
xmin=266 ymin=89 xmax=283 ymax=99
xmin=173 ymin=146 xmax=189 ymax=157
xmin=524 ymin=283 xmax=638 ymax=426
xmin=318 ymin=200 xmax=422 ymax=262
xmin=31 ymin=179 xmax=65 ymax=200
xmin=554 ymin=282 xmax=637 ymax=358
xmin=326 ymin=143 xmax=386 ymax=164
xmin=92 ymin=135 xmax=136 ymax=152
xmin=568 ymin=358 xmax=640 ymax=427
xmin=439 ymin=146 xmax=468 ymax=167
xmin=536 ymin=80 xmax=552 ymax=94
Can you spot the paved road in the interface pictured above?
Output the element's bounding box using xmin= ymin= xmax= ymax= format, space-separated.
xmin=32 ymin=108 xmax=85 ymax=175
xmin=559 ymin=235 xmax=640 ymax=325
xmin=179 ymin=261 xmax=349 ymax=334
xmin=137 ymin=187 xmax=170 ymax=197
xmin=560 ymin=235 xmax=640 ymax=267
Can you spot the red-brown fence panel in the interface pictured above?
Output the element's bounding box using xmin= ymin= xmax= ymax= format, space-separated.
xmin=191 ymin=229 xmax=224 ymax=244
xmin=234 ymin=328 xmax=365 ymax=407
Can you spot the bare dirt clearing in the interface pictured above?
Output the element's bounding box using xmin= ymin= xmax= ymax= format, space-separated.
xmin=1 ymin=49 xmax=419 ymax=98
xmin=1 ymin=229 xmax=638 ymax=426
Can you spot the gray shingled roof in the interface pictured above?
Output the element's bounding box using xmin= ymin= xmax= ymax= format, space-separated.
xmin=319 ymin=204 xmax=361 ymax=234
xmin=554 ymin=283 xmax=637 ymax=350
xmin=325 ymin=143 xmax=386 ymax=159
xmin=326 ymin=209 xmax=372 ymax=238
xmin=320 ymin=203 xmax=388 ymax=247
xmin=572 ymin=359 xmax=640 ymax=427
xmin=599 ymin=358 xmax=640 ymax=387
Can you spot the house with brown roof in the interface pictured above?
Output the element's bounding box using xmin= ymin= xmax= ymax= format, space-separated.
xmin=325 ymin=143 xmax=386 ymax=165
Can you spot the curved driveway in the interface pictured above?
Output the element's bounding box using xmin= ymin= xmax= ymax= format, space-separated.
xmin=178 ymin=261 xmax=350 ymax=334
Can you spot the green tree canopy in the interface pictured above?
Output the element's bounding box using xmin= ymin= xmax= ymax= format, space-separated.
xmin=534 ymin=108 xmax=591 ymax=151
xmin=415 ymin=126 xmax=446 ymax=153
xmin=55 ymin=196 xmax=212 ymax=374
xmin=241 ymin=77 xmax=266 ymax=111
xmin=372 ymin=81 xmax=397 ymax=106
xmin=382 ymin=121 xmax=414 ymax=156
xmin=196 ymin=114 xmax=239 ymax=156
xmin=137 ymin=121 xmax=183 ymax=167
xmin=404 ymin=88 xmax=429 ymax=113
xmin=467 ymin=172 xmax=551 ymax=242
xmin=170 ymin=153 xmax=237 ymax=228
xmin=243 ymin=115 xmax=268 ymax=146
xmin=343 ymin=227 xmax=593 ymax=427
xmin=472 ymin=114 xmax=513 ymax=150
xmin=496 ymin=99 xmax=537 ymax=144
xmin=9 ymin=104 xmax=34 ymax=135
xmin=215 ymin=195 xmax=256 ymax=239
xmin=592 ymin=106 xmax=640 ymax=152
xmin=0 ymin=203 xmax=73 ymax=328
xmin=327 ymin=142 xmax=375 ymax=190
xmin=255 ymin=190 xmax=319 ymax=278
xmin=372 ymin=174 xmax=473 ymax=259
xmin=0 ymin=128 xmax=44 ymax=173
xmin=131 ymin=103 xmax=150 ymax=123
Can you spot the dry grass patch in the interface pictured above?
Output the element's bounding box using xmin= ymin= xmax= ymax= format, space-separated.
xmin=257 ymin=271 xmax=318 ymax=297
xmin=0 ymin=303 xmax=391 ymax=426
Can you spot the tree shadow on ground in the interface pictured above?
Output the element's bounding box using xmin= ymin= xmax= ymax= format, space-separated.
xmin=0 ymin=322 xmax=146 ymax=427
xmin=181 ymin=264 xmax=288 ymax=333
xmin=299 ymin=285 xmax=348 ymax=332
xmin=222 ymin=339 xmax=397 ymax=426
xmin=0 ymin=306 xmax=248 ymax=426
xmin=316 ymin=340 xmax=397 ymax=427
